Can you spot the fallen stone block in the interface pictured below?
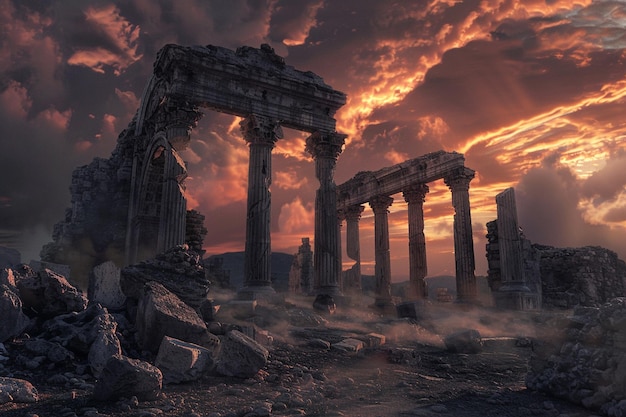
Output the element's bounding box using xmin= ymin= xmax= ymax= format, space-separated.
xmin=363 ymin=333 xmax=386 ymax=348
xmin=135 ymin=282 xmax=220 ymax=354
xmin=313 ymin=294 xmax=336 ymax=314
xmin=93 ymin=355 xmax=162 ymax=402
xmin=0 ymin=377 xmax=38 ymax=404
xmin=88 ymin=261 xmax=126 ymax=310
xmin=444 ymin=329 xmax=483 ymax=353
xmin=88 ymin=325 xmax=122 ymax=377
xmin=0 ymin=284 xmax=30 ymax=342
xmin=216 ymin=330 xmax=268 ymax=378
xmin=155 ymin=336 xmax=215 ymax=384
xmin=17 ymin=268 xmax=87 ymax=317
xmin=332 ymin=338 xmax=364 ymax=353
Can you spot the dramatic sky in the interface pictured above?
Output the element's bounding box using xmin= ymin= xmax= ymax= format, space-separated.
xmin=2 ymin=0 xmax=626 ymax=281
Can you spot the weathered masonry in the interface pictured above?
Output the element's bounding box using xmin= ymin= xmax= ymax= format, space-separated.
xmin=44 ymin=44 xmax=347 ymax=302
xmin=337 ymin=151 xmax=478 ymax=305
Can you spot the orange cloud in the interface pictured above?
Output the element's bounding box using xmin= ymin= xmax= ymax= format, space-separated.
xmin=278 ymin=197 xmax=314 ymax=234
xmin=274 ymin=169 xmax=308 ymax=190
xmin=0 ymin=81 xmax=31 ymax=119
xmin=35 ymin=107 xmax=72 ymax=131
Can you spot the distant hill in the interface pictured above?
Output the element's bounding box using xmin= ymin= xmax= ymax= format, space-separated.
xmin=204 ymin=252 xmax=294 ymax=292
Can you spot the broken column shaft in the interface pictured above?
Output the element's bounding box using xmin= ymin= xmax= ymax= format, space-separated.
xmin=370 ymin=195 xmax=394 ymax=309
xmin=403 ymin=183 xmax=429 ymax=300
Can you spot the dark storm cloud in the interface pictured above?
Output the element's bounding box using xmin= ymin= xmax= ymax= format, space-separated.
xmin=581 ymin=150 xmax=626 ymax=204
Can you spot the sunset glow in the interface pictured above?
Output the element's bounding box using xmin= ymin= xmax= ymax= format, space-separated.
xmin=2 ymin=0 xmax=626 ymax=282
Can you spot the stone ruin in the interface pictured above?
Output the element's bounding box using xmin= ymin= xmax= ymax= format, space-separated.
xmin=288 ymin=237 xmax=313 ymax=295
xmin=487 ymin=187 xmax=626 ymax=311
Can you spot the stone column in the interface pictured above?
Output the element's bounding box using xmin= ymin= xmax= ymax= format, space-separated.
xmin=239 ymin=115 xmax=282 ymax=298
xmin=403 ymin=183 xmax=429 ymax=300
xmin=337 ymin=209 xmax=345 ymax=292
xmin=369 ymin=195 xmax=394 ymax=309
xmin=444 ymin=168 xmax=477 ymax=303
xmin=157 ymin=146 xmax=188 ymax=253
xmin=344 ymin=205 xmax=364 ymax=293
xmin=306 ymin=131 xmax=346 ymax=305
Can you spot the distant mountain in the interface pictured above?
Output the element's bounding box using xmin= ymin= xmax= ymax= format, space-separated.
xmin=204 ymin=252 xmax=294 ymax=292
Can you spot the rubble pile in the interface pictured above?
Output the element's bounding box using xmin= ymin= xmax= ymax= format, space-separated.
xmin=120 ymin=244 xmax=209 ymax=309
xmin=527 ymin=297 xmax=626 ymax=415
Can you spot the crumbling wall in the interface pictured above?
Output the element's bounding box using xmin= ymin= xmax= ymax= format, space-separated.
xmin=537 ymin=245 xmax=626 ymax=309
xmin=288 ymin=238 xmax=313 ymax=294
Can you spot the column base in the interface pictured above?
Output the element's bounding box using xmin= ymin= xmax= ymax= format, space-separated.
xmin=237 ymin=284 xmax=276 ymax=301
xmin=313 ymin=294 xmax=337 ymax=314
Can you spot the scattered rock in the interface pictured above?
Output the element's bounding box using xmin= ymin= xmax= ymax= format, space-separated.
xmin=216 ymin=330 xmax=268 ymax=378
xmin=313 ymin=294 xmax=336 ymax=314
xmin=155 ymin=336 xmax=215 ymax=384
xmin=332 ymin=338 xmax=364 ymax=353
xmin=135 ymin=281 xmax=220 ymax=354
xmin=0 ymin=377 xmax=38 ymax=404
xmin=0 ymin=284 xmax=30 ymax=342
xmin=93 ymin=355 xmax=162 ymax=402
xmin=17 ymin=268 xmax=87 ymax=317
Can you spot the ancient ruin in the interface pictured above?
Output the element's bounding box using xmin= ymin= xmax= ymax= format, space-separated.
xmin=288 ymin=238 xmax=314 ymax=294
xmin=42 ymin=43 xmax=347 ymax=304
xmin=337 ymin=151 xmax=477 ymax=306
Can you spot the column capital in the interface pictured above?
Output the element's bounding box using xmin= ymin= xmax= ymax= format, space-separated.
xmin=444 ymin=167 xmax=475 ymax=192
xmin=369 ymin=195 xmax=394 ymax=213
xmin=156 ymin=99 xmax=203 ymax=151
xmin=344 ymin=204 xmax=365 ymax=221
xmin=403 ymin=183 xmax=429 ymax=204
xmin=240 ymin=114 xmax=283 ymax=146
xmin=305 ymin=131 xmax=347 ymax=160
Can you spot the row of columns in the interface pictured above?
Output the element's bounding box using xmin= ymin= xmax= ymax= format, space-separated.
xmin=339 ymin=169 xmax=476 ymax=305
xmin=238 ymin=114 xmax=346 ymax=301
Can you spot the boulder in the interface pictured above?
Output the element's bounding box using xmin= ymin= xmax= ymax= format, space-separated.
xmin=313 ymin=294 xmax=336 ymax=314
xmin=40 ymin=303 xmax=121 ymax=360
xmin=88 ymin=261 xmax=126 ymax=310
xmin=0 ymin=377 xmax=38 ymax=404
xmin=0 ymin=284 xmax=30 ymax=342
xmin=216 ymin=330 xmax=268 ymax=378
xmin=23 ymin=338 xmax=74 ymax=363
xmin=444 ymin=329 xmax=483 ymax=353
xmin=135 ymin=282 xmax=220 ymax=354
xmin=93 ymin=355 xmax=162 ymax=401
xmin=17 ymin=268 xmax=87 ymax=317
xmin=88 ymin=325 xmax=122 ymax=377
xmin=155 ymin=336 xmax=216 ymax=384
xmin=121 ymin=245 xmax=209 ymax=309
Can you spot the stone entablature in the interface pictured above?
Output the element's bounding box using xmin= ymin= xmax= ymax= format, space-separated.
xmin=336 ymin=151 xmax=477 ymax=306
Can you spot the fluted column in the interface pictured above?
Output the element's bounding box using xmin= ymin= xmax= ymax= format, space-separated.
xmin=444 ymin=168 xmax=477 ymax=303
xmin=240 ymin=115 xmax=282 ymax=297
xmin=337 ymin=209 xmax=345 ymax=292
xmin=344 ymin=205 xmax=364 ymax=293
xmin=403 ymin=183 xmax=429 ymax=300
xmin=306 ymin=131 xmax=346 ymax=299
xmin=157 ymin=145 xmax=188 ymax=253
xmin=370 ymin=195 xmax=394 ymax=308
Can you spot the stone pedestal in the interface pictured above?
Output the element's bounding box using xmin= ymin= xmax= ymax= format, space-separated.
xmin=403 ymin=184 xmax=429 ymax=300
xmin=306 ymin=132 xmax=346 ymax=300
xmin=238 ymin=115 xmax=282 ymax=299
xmin=370 ymin=195 xmax=394 ymax=309
xmin=445 ymin=168 xmax=477 ymax=304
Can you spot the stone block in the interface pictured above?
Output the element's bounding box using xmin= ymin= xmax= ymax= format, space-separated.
xmin=17 ymin=268 xmax=87 ymax=317
xmin=363 ymin=333 xmax=386 ymax=348
xmin=155 ymin=336 xmax=215 ymax=384
xmin=93 ymin=355 xmax=162 ymax=401
xmin=0 ymin=377 xmax=38 ymax=404
xmin=332 ymin=338 xmax=364 ymax=353
xmin=88 ymin=325 xmax=122 ymax=377
xmin=0 ymin=285 xmax=30 ymax=342
xmin=444 ymin=329 xmax=483 ymax=353
xmin=216 ymin=330 xmax=269 ymax=378
xmin=135 ymin=282 xmax=220 ymax=354
xmin=88 ymin=261 xmax=126 ymax=310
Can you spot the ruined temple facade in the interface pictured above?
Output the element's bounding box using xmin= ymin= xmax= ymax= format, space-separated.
xmin=43 ymin=44 xmax=347 ymax=305
xmin=288 ymin=238 xmax=314 ymax=294
xmin=336 ymin=151 xmax=478 ymax=306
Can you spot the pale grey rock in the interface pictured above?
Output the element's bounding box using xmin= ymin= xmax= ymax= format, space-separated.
xmin=17 ymin=268 xmax=87 ymax=317
xmin=0 ymin=284 xmax=30 ymax=342
xmin=135 ymin=281 xmax=220 ymax=353
xmin=88 ymin=261 xmax=126 ymax=310
xmin=216 ymin=330 xmax=269 ymax=378
xmin=93 ymin=355 xmax=162 ymax=402
xmin=0 ymin=377 xmax=38 ymax=404
xmin=444 ymin=329 xmax=483 ymax=353
xmin=88 ymin=324 xmax=122 ymax=377
xmin=155 ymin=336 xmax=215 ymax=384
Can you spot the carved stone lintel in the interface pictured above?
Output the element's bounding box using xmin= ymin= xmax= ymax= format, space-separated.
xmin=240 ymin=114 xmax=283 ymax=146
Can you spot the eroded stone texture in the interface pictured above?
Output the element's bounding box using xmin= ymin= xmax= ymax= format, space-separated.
xmin=93 ymin=355 xmax=162 ymax=402
xmin=121 ymin=245 xmax=209 ymax=309
xmin=17 ymin=268 xmax=87 ymax=317
xmin=0 ymin=377 xmax=38 ymax=404
xmin=0 ymin=284 xmax=30 ymax=342
xmin=135 ymin=281 xmax=220 ymax=353
xmin=89 ymin=261 xmax=126 ymax=311
xmin=527 ymin=298 xmax=626 ymax=413
xmin=216 ymin=330 xmax=268 ymax=378
xmin=155 ymin=336 xmax=215 ymax=384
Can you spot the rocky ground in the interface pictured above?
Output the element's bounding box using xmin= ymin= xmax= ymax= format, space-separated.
xmin=0 ymin=299 xmax=599 ymax=417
